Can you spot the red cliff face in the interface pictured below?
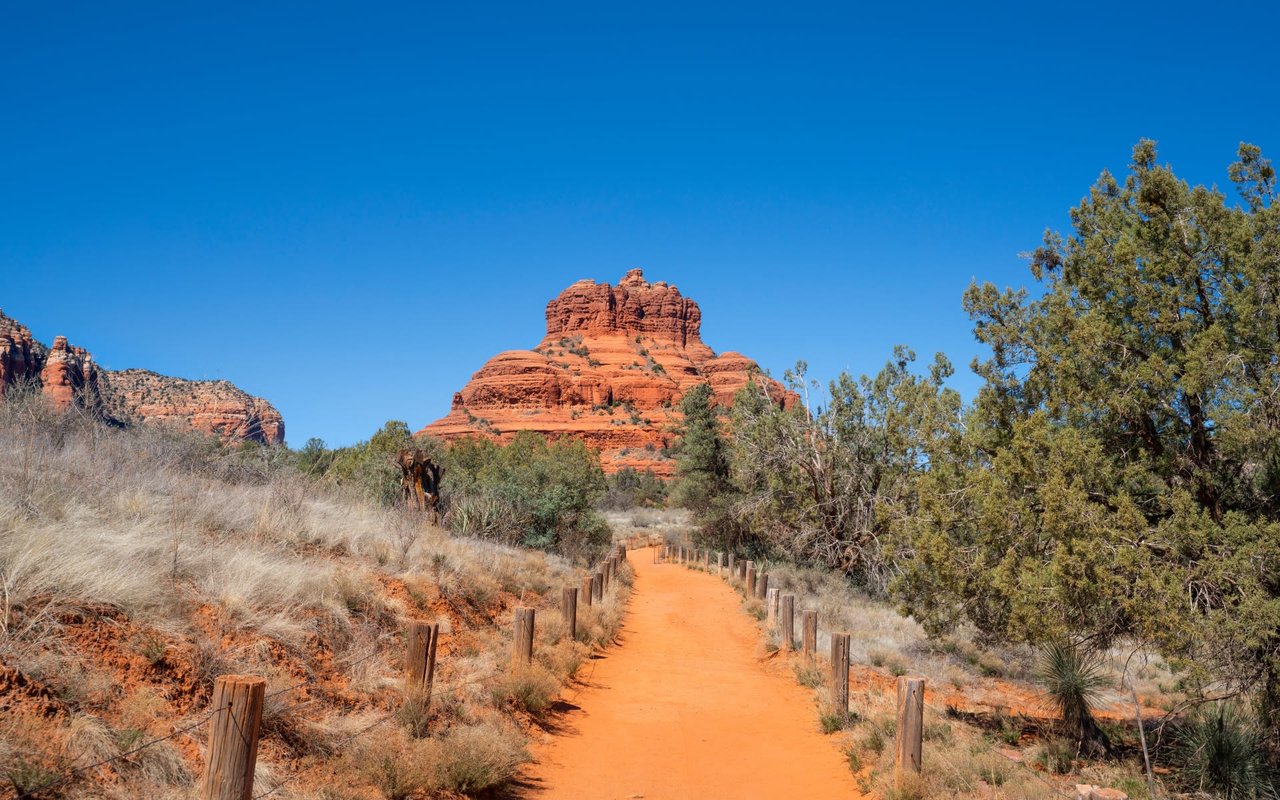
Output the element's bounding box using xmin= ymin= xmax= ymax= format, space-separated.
xmin=0 ymin=310 xmax=285 ymax=445
xmin=419 ymin=269 xmax=794 ymax=475
xmin=101 ymin=370 xmax=286 ymax=445
xmin=39 ymin=335 xmax=102 ymax=412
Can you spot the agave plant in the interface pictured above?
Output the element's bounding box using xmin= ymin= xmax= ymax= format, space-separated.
xmin=1036 ymin=641 xmax=1112 ymax=757
xmin=1176 ymin=703 xmax=1278 ymax=799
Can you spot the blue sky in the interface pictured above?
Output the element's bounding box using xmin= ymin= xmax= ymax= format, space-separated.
xmin=3 ymin=2 xmax=1277 ymax=446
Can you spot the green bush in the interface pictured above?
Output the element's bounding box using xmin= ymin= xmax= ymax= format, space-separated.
xmin=1175 ymin=703 xmax=1278 ymax=799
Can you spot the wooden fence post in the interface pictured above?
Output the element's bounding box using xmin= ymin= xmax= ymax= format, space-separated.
xmin=592 ymin=572 xmax=603 ymax=603
xmin=802 ymin=610 xmax=818 ymax=659
xmin=831 ymin=633 xmax=850 ymax=719
xmin=895 ymin=677 xmax=925 ymax=787
xmin=780 ymin=595 xmax=795 ymax=651
xmin=717 ymin=552 xmax=725 ymax=576
xmin=405 ymin=621 xmax=439 ymax=696
xmin=746 ymin=566 xmax=757 ymax=595
xmin=766 ymin=588 xmax=779 ymax=625
xmin=581 ymin=575 xmax=594 ymax=607
xmin=727 ymin=553 xmax=736 ymax=579
xmin=512 ymin=607 xmax=535 ymax=670
xmin=202 ymin=674 xmax=265 ymax=800
xmin=757 ymin=571 xmax=769 ymax=600
xmin=562 ymin=587 xmax=578 ymax=641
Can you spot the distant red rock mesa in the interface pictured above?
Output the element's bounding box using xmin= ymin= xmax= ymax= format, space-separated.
xmin=0 ymin=310 xmax=284 ymax=444
xmin=419 ymin=269 xmax=794 ymax=475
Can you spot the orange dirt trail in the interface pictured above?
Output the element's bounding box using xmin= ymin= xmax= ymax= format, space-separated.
xmin=524 ymin=547 xmax=865 ymax=799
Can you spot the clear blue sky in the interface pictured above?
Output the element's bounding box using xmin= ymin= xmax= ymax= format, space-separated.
xmin=3 ymin=2 xmax=1277 ymax=446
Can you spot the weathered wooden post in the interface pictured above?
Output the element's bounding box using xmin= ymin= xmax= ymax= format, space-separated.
xmin=831 ymin=633 xmax=850 ymax=719
xmin=405 ymin=621 xmax=440 ymax=696
xmin=717 ymin=552 xmax=725 ymax=576
xmin=746 ymin=566 xmax=757 ymax=595
xmin=581 ymin=575 xmax=594 ymax=607
xmin=202 ymin=675 xmax=265 ymax=800
xmin=780 ymin=595 xmax=796 ymax=651
xmin=766 ymin=587 xmax=779 ymax=625
xmin=562 ymin=587 xmax=578 ymax=641
xmin=512 ymin=607 xmax=535 ymax=670
xmin=703 ymin=549 xmax=710 ymax=570
xmin=603 ymin=559 xmax=612 ymax=591
xmin=592 ymin=572 xmax=603 ymax=603
xmin=757 ymin=571 xmax=769 ymax=600
xmin=727 ymin=553 xmax=736 ymax=579
xmin=895 ymin=677 xmax=925 ymax=788
xmin=802 ymin=610 xmax=818 ymax=659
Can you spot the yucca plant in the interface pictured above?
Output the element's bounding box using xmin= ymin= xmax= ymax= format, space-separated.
xmin=1036 ymin=641 xmax=1112 ymax=757
xmin=1176 ymin=703 xmax=1278 ymax=799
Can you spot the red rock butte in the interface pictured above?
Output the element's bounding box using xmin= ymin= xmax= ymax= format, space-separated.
xmin=0 ymin=310 xmax=284 ymax=445
xmin=419 ymin=269 xmax=794 ymax=476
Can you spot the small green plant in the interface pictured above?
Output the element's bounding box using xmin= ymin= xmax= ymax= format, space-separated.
xmin=1175 ymin=702 xmax=1277 ymax=799
xmin=7 ymin=759 xmax=61 ymax=797
xmin=1036 ymin=641 xmax=1111 ymax=756
xmin=1034 ymin=737 xmax=1075 ymax=775
xmin=844 ymin=745 xmax=862 ymax=774
xmin=133 ymin=632 xmax=168 ymax=666
xmin=861 ymin=726 xmax=885 ymax=754
xmin=794 ymin=662 xmax=824 ymax=689
xmin=396 ymin=691 xmax=433 ymax=738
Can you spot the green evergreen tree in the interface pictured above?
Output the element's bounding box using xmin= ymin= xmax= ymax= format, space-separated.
xmin=892 ymin=141 xmax=1280 ymax=755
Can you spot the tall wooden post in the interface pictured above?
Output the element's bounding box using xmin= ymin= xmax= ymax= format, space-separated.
xmin=802 ymin=610 xmax=818 ymax=659
xmin=512 ymin=607 xmax=535 ymax=670
xmin=592 ymin=572 xmax=603 ymax=603
xmin=780 ymin=595 xmax=795 ymax=651
xmin=766 ymin=588 xmax=779 ymax=625
xmin=895 ymin=677 xmax=925 ymax=787
xmin=202 ymin=675 xmax=265 ymax=800
xmin=581 ymin=575 xmax=594 ymax=607
xmin=562 ymin=587 xmax=578 ymax=641
xmin=718 ymin=552 xmax=725 ymax=576
xmin=831 ymin=633 xmax=850 ymax=718
xmin=727 ymin=553 xmax=736 ymax=579
xmin=746 ymin=566 xmax=757 ymax=595
xmin=757 ymin=571 xmax=769 ymax=600
xmin=405 ymin=621 xmax=439 ymax=696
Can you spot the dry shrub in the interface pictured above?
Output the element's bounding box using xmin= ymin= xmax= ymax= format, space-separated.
xmin=432 ymin=719 xmax=527 ymax=794
xmin=492 ymin=663 xmax=561 ymax=716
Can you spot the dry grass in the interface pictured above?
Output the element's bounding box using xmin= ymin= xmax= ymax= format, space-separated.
xmin=0 ymin=394 xmax=633 ymax=798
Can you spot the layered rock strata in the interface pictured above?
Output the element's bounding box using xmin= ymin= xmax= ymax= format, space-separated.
xmin=0 ymin=310 xmax=284 ymax=444
xmin=419 ymin=269 xmax=793 ymax=475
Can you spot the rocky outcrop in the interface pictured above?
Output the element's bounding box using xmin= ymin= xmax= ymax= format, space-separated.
xmin=39 ymin=336 xmax=102 ymax=412
xmin=0 ymin=309 xmax=284 ymax=444
xmin=0 ymin=312 xmax=43 ymax=396
xmin=419 ymin=269 xmax=794 ymax=475
xmin=101 ymin=370 xmax=285 ymax=445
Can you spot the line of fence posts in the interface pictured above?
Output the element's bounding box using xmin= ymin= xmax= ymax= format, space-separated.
xmin=196 ymin=546 xmax=637 ymax=800
xmin=668 ymin=546 xmax=925 ymax=791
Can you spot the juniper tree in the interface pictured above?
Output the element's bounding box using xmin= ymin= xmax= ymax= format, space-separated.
xmin=893 ymin=141 xmax=1280 ymax=754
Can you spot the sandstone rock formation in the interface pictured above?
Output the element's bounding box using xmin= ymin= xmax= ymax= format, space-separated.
xmin=419 ymin=269 xmax=793 ymax=475
xmin=101 ymin=370 xmax=286 ymax=445
xmin=0 ymin=309 xmax=284 ymax=444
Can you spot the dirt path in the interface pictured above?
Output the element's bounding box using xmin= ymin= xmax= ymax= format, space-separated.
xmin=523 ymin=547 xmax=865 ymax=799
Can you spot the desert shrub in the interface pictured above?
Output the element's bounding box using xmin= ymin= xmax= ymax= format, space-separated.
xmin=1036 ymin=642 xmax=1111 ymax=756
xmin=1175 ymin=703 xmax=1278 ymax=799
xmin=602 ymin=467 xmax=667 ymax=510
xmin=491 ymin=663 xmax=561 ymax=716
xmin=444 ymin=432 xmax=610 ymax=561
xmin=432 ymin=720 xmax=527 ymax=794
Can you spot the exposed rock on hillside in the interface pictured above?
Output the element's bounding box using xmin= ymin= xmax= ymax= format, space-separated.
xmin=419 ymin=269 xmax=793 ymax=475
xmin=101 ymin=370 xmax=286 ymax=445
xmin=0 ymin=310 xmax=285 ymax=444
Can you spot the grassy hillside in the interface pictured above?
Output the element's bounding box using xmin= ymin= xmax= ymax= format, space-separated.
xmin=0 ymin=394 xmax=630 ymax=799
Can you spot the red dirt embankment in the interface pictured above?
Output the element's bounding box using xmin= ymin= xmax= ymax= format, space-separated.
xmin=524 ymin=546 xmax=864 ymax=799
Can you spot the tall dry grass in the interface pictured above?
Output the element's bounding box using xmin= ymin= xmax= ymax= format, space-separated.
xmin=0 ymin=391 xmax=633 ymax=798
